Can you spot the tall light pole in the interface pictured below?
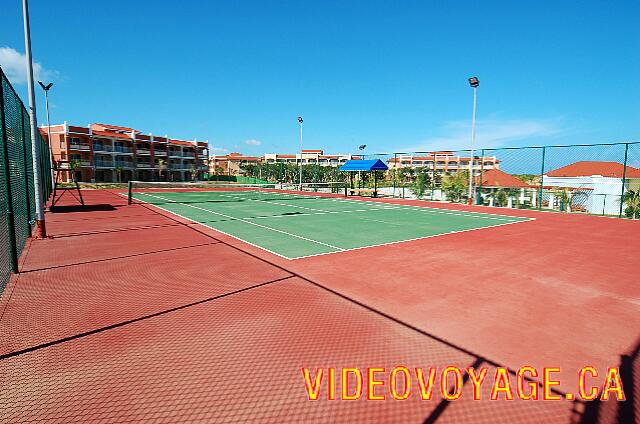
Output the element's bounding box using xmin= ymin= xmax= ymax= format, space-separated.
xmin=297 ymin=116 xmax=303 ymax=190
xmin=23 ymin=0 xmax=46 ymax=238
xmin=38 ymin=81 xmax=55 ymax=185
xmin=467 ymin=76 xmax=479 ymax=205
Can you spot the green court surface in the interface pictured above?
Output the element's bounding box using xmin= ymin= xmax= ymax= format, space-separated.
xmin=133 ymin=190 xmax=532 ymax=259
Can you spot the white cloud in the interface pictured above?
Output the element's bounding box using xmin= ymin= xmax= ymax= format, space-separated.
xmin=403 ymin=118 xmax=564 ymax=152
xmin=0 ymin=46 xmax=57 ymax=85
xmin=244 ymin=139 xmax=262 ymax=146
xmin=209 ymin=147 xmax=229 ymax=154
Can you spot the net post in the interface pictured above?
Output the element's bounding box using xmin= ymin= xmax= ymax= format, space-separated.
xmin=538 ymin=146 xmax=546 ymax=210
xmin=619 ymin=143 xmax=629 ymax=218
xmin=0 ymin=74 xmax=19 ymax=273
xmin=127 ymin=181 xmax=133 ymax=205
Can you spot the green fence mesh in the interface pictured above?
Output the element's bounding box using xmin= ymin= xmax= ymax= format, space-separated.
xmin=218 ymin=143 xmax=639 ymax=218
xmin=0 ymin=67 xmax=52 ymax=293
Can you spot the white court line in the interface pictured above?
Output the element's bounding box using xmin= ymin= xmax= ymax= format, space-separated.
xmin=254 ymin=190 xmax=530 ymax=221
xmin=291 ymin=219 xmax=533 ymax=260
xmin=127 ymin=194 xmax=294 ymax=260
xmin=129 ymin=192 xmax=534 ymax=260
xmin=139 ymin=193 xmax=345 ymax=252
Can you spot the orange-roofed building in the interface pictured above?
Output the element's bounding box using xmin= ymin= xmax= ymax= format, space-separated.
xmin=209 ymin=152 xmax=262 ymax=176
xmin=476 ymin=169 xmax=532 ymax=188
xmin=543 ymin=161 xmax=640 ymax=215
xmin=387 ymin=151 xmax=499 ymax=175
xmin=40 ymin=121 xmax=208 ymax=183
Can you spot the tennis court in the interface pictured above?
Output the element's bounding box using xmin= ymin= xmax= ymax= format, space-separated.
xmin=130 ymin=186 xmax=532 ymax=259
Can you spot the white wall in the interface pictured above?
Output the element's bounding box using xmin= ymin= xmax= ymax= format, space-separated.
xmin=542 ymin=175 xmax=623 ymax=215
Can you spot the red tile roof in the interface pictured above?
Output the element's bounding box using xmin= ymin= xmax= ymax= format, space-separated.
xmin=168 ymin=139 xmax=194 ymax=147
xmin=92 ymin=123 xmax=138 ymax=132
xmin=546 ymin=161 xmax=640 ymax=178
xmin=476 ymin=169 xmax=531 ymax=188
xmin=91 ymin=130 xmax=133 ymax=140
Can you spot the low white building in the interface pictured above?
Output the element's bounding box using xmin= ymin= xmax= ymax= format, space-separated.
xmin=542 ymin=161 xmax=640 ymax=215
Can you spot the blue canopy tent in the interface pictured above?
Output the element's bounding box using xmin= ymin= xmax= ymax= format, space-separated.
xmin=339 ymin=159 xmax=389 ymax=197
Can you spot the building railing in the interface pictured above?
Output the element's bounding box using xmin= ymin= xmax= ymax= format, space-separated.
xmin=95 ymin=160 xmax=114 ymax=168
xmin=93 ymin=144 xmax=112 ymax=152
xmin=114 ymin=146 xmax=132 ymax=154
xmin=69 ymin=143 xmax=91 ymax=151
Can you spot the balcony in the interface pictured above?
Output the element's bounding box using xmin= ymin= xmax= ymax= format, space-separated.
xmin=137 ymin=161 xmax=154 ymax=169
xmin=154 ymin=150 xmax=168 ymax=156
xmin=114 ymin=147 xmax=133 ymax=154
xmin=95 ymin=159 xmax=114 ymax=168
xmin=114 ymin=160 xmax=134 ymax=169
xmin=136 ymin=148 xmax=151 ymax=155
xmin=69 ymin=143 xmax=91 ymax=151
xmin=182 ymin=152 xmax=196 ymax=158
xmin=93 ymin=144 xmax=112 ymax=152
xmin=168 ymin=151 xmax=182 ymax=158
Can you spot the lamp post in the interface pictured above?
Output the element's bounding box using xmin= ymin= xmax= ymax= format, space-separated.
xmin=297 ymin=116 xmax=303 ymax=190
xmin=37 ymin=81 xmax=55 ymax=185
xmin=358 ymin=144 xmax=366 ymax=189
xmin=23 ymin=0 xmax=46 ymax=238
xmin=467 ymin=76 xmax=479 ymax=205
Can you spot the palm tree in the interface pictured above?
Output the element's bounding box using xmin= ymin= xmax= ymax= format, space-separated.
xmin=69 ymin=159 xmax=81 ymax=182
xmin=190 ymin=164 xmax=198 ymax=182
xmin=157 ymin=159 xmax=167 ymax=181
xmin=441 ymin=171 xmax=468 ymax=203
xmin=623 ymin=189 xmax=640 ymax=219
xmin=558 ymin=189 xmax=572 ymax=212
xmin=413 ymin=168 xmax=432 ymax=199
xmin=115 ymin=166 xmax=124 ymax=183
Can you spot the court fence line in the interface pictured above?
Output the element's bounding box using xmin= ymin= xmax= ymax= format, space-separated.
xmin=230 ymin=141 xmax=640 ymax=220
xmin=0 ymin=66 xmax=53 ymax=294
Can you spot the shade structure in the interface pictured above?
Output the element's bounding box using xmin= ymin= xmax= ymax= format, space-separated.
xmin=339 ymin=159 xmax=388 ymax=172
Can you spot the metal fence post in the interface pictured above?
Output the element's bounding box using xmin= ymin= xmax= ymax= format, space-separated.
xmin=393 ymin=153 xmax=398 ymax=197
xmin=619 ymin=143 xmax=629 ymax=218
xmin=477 ymin=149 xmax=485 ymax=205
xmin=19 ymin=101 xmax=31 ymax=229
xmin=430 ymin=151 xmax=436 ymax=201
xmin=538 ymin=146 xmax=546 ymax=210
xmin=0 ymin=75 xmax=19 ymax=273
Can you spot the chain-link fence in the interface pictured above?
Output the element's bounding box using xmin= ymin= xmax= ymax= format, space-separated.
xmin=350 ymin=143 xmax=640 ymax=219
xmin=209 ymin=143 xmax=640 ymax=218
xmin=0 ymin=67 xmax=53 ymax=293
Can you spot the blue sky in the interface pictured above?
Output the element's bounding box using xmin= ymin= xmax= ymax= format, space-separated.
xmin=1 ymin=0 xmax=638 ymax=156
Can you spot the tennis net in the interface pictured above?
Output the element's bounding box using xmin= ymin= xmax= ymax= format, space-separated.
xmin=127 ymin=181 xmax=348 ymax=205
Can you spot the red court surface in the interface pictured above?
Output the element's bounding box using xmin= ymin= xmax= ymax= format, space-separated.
xmin=0 ymin=189 xmax=637 ymax=423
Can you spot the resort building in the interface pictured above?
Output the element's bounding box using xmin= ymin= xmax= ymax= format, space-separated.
xmin=41 ymin=122 xmax=208 ymax=183
xmin=209 ymin=149 xmax=361 ymax=176
xmin=387 ymin=151 xmax=500 ymax=174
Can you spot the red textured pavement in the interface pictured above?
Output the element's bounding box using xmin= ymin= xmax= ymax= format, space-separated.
xmin=0 ymin=189 xmax=636 ymax=422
